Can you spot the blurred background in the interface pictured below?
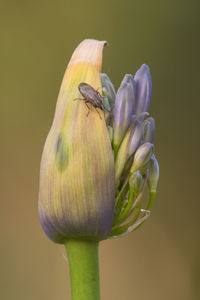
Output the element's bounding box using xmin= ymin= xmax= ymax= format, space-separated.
xmin=1 ymin=0 xmax=200 ymax=299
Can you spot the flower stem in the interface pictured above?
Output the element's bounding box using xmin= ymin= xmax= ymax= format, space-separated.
xmin=65 ymin=239 xmax=100 ymax=300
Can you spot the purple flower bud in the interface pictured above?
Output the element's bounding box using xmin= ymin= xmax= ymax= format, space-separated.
xmin=139 ymin=159 xmax=153 ymax=176
xmin=134 ymin=64 xmax=152 ymax=115
xmin=113 ymin=74 xmax=136 ymax=152
xmin=129 ymin=171 xmax=144 ymax=196
xmin=121 ymin=73 xmax=135 ymax=88
xmin=143 ymin=117 xmax=155 ymax=143
xmin=127 ymin=120 xmax=144 ymax=157
xmin=131 ymin=142 xmax=154 ymax=173
xmin=148 ymin=154 xmax=159 ymax=192
xmin=136 ymin=112 xmax=149 ymax=121
xmin=115 ymin=120 xmax=143 ymax=181
xmin=101 ymin=73 xmax=116 ymax=106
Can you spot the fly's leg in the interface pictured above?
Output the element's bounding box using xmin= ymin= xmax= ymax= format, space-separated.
xmin=85 ymin=101 xmax=91 ymax=117
xmin=75 ymin=98 xmax=91 ymax=117
xmin=95 ymin=107 xmax=102 ymax=120
xmin=95 ymin=87 xmax=103 ymax=99
xmin=96 ymin=89 xmax=103 ymax=99
xmin=73 ymin=97 xmax=86 ymax=101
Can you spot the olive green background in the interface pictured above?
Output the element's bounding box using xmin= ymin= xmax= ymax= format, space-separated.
xmin=1 ymin=0 xmax=200 ymax=299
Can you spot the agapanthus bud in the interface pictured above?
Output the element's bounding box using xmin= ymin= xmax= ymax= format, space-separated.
xmin=101 ymin=73 xmax=116 ymax=107
xmin=134 ymin=64 xmax=152 ymax=115
xmin=39 ymin=40 xmax=115 ymax=243
xmin=39 ymin=45 xmax=159 ymax=243
xmin=143 ymin=117 xmax=155 ymax=143
xmin=131 ymin=142 xmax=154 ymax=173
xmin=102 ymin=95 xmax=112 ymax=125
xmin=113 ymin=75 xmax=136 ymax=153
xmin=148 ymin=154 xmax=159 ymax=192
xmin=126 ymin=120 xmax=144 ymax=158
xmin=129 ymin=171 xmax=144 ymax=196
xmin=102 ymin=95 xmax=111 ymax=112
xmin=137 ymin=112 xmax=149 ymax=121
xmin=139 ymin=158 xmax=153 ymax=175
xmin=115 ymin=120 xmax=143 ymax=181
xmin=121 ymin=73 xmax=135 ymax=88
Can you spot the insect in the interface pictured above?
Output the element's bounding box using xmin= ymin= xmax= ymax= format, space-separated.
xmin=74 ymin=82 xmax=107 ymax=119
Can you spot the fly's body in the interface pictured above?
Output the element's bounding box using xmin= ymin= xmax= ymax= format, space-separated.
xmin=75 ymin=82 xmax=106 ymax=119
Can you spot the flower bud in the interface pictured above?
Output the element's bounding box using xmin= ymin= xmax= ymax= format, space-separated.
xmin=139 ymin=158 xmax=153 ymax=175
xmin=121 ymin=73 xmax=135 ymax=88
xmin=115 ymin=120 xmax=143 ymax=181
xmin=137 ymin=112 xmax=149 ymax=121
xmin=102 ymin=94 xmax=111 ymax=112
xmin=101 ymin=73 xmax=116 ymax=107
xmin=39 ymin=39 xmax=115 ymax=243
xmin=131 ymin=142 xmax=154 ymax=173
xmin=143 ymin=117 xmax=155 ymax=143
xmin=113 ymin=75 xmax=136 ymax=152
xmin=129 ymin=171 xmax=144 ymax=196
xmin=102 ymin=95 xmax=112 ymax=125
xmin=134 ymin=64 xmax=152 ymax=115
xmin=148 ymin=154 xmax=159 ymax=192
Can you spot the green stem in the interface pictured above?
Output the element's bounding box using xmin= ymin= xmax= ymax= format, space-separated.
xmin=111 ymin=202 xmax=142 ymax=236
xmin=115 ymin=189 xmax=135 ymax=224
xmin=146 ymin=191 xmax=156 ymax=210
xmin=114 ymin=178 xmax=129 ymax=214
xmin=65 ymin=239 xmax=100 ymax=300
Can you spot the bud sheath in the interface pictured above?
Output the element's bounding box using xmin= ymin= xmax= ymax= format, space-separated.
xmin=39 ymin=39 xmax=115 ymax=243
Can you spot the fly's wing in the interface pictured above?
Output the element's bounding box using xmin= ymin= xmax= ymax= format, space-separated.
xmin=93 ymin=93 xmax=105 ymax=111
xmin=80 ymin=83 xmax=106 ymax=111
xmin=79 ymin=83 xmax=96 ymax=100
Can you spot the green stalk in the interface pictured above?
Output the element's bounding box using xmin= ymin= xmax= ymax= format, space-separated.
xmin=65 ymin=239 xmax=100 ymax=300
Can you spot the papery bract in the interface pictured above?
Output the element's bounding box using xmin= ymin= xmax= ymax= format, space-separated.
xmin=39 ymin=40 xmax=115 ymax=243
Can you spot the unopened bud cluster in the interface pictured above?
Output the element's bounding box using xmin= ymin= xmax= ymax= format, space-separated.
xmin=101 ymin=64 xmax=159 ymax=238
xmin=38 ymin=40 xmax=159 ymax=243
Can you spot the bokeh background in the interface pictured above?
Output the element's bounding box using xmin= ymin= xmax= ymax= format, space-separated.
xmin=1 ymin=0 xmax=200 ymax=299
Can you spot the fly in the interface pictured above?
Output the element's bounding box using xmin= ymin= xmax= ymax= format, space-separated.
xmin=74 ymin=82 xmax=108 ymax=119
